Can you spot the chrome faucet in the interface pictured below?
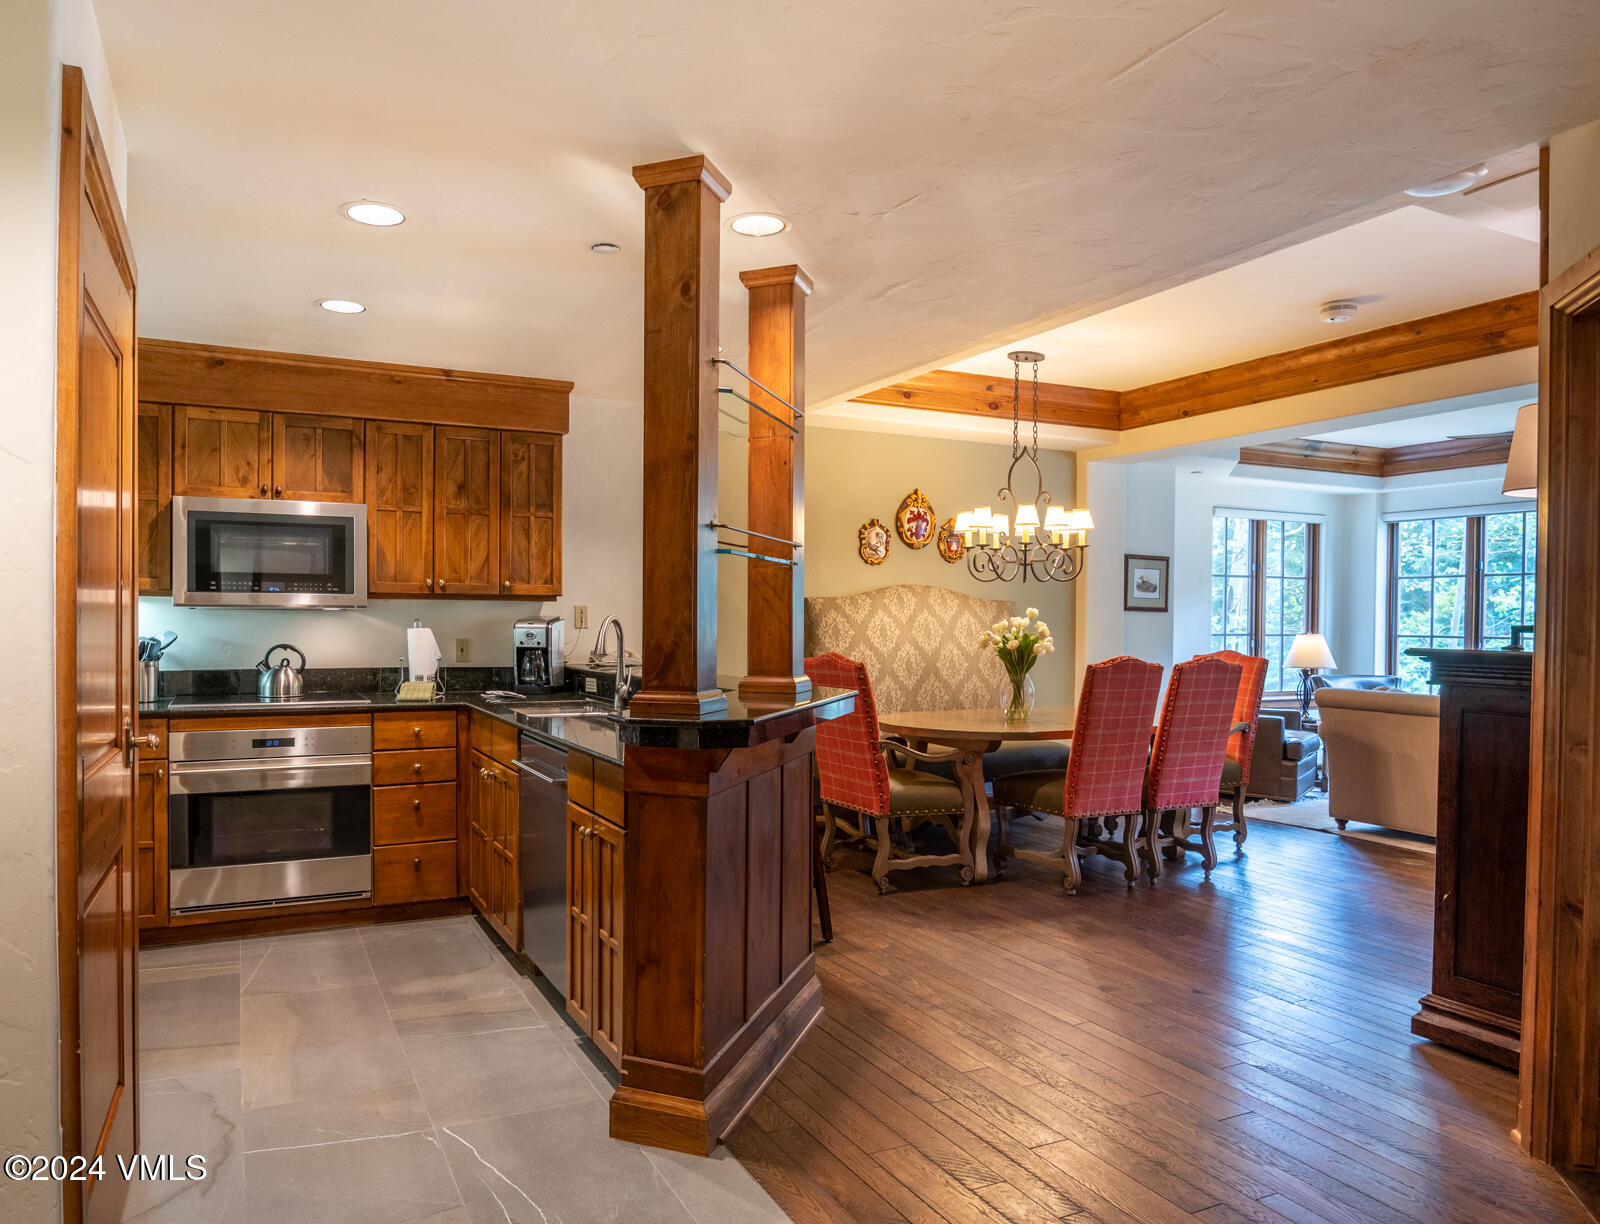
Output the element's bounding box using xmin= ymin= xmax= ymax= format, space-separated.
xmin=590 ymin=616 xmax=628 ymax=715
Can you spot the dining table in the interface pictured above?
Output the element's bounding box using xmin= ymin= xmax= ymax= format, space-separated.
xmin=878 ymin=706 xmax=1078 ymax=882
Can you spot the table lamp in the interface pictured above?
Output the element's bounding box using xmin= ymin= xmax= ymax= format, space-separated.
xmin=1286 ymin=632 xmax=1337 ymax=724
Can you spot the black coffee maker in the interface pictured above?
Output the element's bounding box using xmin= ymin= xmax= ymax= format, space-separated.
xmin=513 ymin=616 xmax=565 ymax=694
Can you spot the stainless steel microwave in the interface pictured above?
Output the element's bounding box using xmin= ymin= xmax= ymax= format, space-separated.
xmin=172 ymin=496 xmax=367 ymax=608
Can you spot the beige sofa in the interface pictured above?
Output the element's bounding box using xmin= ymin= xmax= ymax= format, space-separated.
xmin=1313 ymin=687 xmax=1440 ymax=836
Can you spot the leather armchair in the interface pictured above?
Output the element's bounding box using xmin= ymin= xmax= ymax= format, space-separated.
xmin=1247 ymin=714 xmax=1320 ymax=801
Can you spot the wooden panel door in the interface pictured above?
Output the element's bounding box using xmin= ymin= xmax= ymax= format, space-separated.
xmin=271 ymin=413 xmax=364 ymax=502
xmin=484 ymin=756 xmax=521 ymax=951
xmin=366 ymin=421 xmax=435 ymax=595
xmin=172 ymin=404 xmax=271 ymax=498
xmin=434 ymin=425 xmax=499 ymax=595
xmin=135 ymin=402 xmax=171 ymax=593
xmin=465 ymin=750 xmax=492 ymax=917
xmin=501 ymin=431 xmax=561 ymax=597
xmin=57 ymin=67 xmax=139 ymax=1224
xmin=566 ymin=803 xmax=594 ymax=1035
xmin=591 ymin=814 xmax=625 ymax=1068
xmin=134 ymin=758 xmax=167 ymax=929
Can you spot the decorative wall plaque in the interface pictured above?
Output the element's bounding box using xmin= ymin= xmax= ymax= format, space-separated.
xmin=895 ymin=489 xmax=935 ymax=549
xmin=936 ymin=517 xmax=966 ymax=564
xmin=858 ymin=518 xmax=890 ymax=565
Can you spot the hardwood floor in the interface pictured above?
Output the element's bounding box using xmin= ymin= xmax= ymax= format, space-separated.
xmin=728 ymin=818 xmax=1590 ymax=1224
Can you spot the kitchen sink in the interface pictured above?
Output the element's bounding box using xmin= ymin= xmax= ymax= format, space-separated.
xmin=505 ymin=701 xmax=616 ymax=719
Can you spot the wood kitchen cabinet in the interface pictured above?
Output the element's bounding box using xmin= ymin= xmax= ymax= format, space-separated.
xmin=366 ymin=420 xmax=435 ymax=595
xmin=271 ymin=413 xmax=364 ymax=503
xmin=467 ymin=748 xmax=521 ymax=951
xmin=137 ymin=402 xmax=172 ymax=593
xmin=173 ymin=405 xmax=273 ymax=498
xmin=134 ymin=719 xmax=168 ymax=930
xmin=435 ymin=426 xmax=501 ymax=596
xmin=371 ymin=711 xmax=460 ymax=907
xmin=566 ymin=755 xmax=624 ymax=1069
xmin=501 ymin=431 xmax=561 ymax=598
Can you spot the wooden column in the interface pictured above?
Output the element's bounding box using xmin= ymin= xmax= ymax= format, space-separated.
xmin=630 ymin=155 xmax=730 ymax=717
xmin=1519 ymin=241 xmax=1600 ymax=1168
xmin=739 ymin=265 xmax=812 ymax=703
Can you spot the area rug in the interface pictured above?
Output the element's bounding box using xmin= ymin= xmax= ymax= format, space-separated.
xmin=1245 ymin=794 xmax=1436 ymax=855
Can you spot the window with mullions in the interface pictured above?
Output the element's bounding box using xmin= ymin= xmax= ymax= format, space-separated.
xmin=1388 ymin=509 xmax=1537 ymax=691
xmin=1210 ymin=515 xmax=1319 ymax=693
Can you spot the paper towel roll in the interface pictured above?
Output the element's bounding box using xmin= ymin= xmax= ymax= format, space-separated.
xmin=407 ymin=626 xmax=442 ymax=681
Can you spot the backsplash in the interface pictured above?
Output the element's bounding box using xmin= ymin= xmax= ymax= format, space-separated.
xmin=156 ymin=665 xmax=515 ymax=699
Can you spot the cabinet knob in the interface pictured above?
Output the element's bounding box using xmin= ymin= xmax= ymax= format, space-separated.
xmin=425 ymin=578 xmax=433 ymax=590
xmin=503 ymin=580 xmax=510 ymax=591
xmin=259 ymin=483 xmax=268 ymax=497
xmin=412 ymin=726 xmax=423 ymax=739
xmin=274 ymin=485 xmax=283 ymax=498
xmin=437 ymin=579 xmax=446 ymax=592
xmin=412 ymin=762 xmax=423 ymax=775
xmin=412 ymin=799 xmax=422 ymax=812
xmin=413 ymin=857 xmax=421 ymax=870
xmin=156 ymin=767 xmax=165 ymax=782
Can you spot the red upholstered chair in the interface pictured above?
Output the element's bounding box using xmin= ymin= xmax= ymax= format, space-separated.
xmin=1144 ymin=656 xmax=1244 ymax=879
xmin=990 ymin=657 xmax=1163 ymax=891
xmin=1194 ymin=649 xmax=1268 ymax=845
xmin=804 ymin=653 xmax=973 ymax=893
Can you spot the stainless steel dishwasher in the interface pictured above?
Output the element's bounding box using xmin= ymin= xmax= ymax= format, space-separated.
xmin=516 ymin=734 xmax=568 ymax=988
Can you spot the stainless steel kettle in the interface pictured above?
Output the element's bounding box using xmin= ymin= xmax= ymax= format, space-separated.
xmin=256 ymin=643 xmax=307 ymax=699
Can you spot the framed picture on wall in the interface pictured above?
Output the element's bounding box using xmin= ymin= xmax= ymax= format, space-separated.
xmin=1124 ymin=554 xmax=1169 ymax=613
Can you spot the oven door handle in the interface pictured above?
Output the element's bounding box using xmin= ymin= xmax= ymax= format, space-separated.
xmin=169 ymin=755 xmax=373 ymax=795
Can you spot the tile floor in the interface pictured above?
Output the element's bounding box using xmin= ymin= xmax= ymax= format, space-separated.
xmin=127 ymin=916 xmax=790 ymax=1224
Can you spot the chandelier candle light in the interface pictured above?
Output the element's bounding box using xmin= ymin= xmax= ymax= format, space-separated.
xmin=956 ymin=351 xmax=1093 ymax=582
xmin=980 ymin=609 xmax=1054 ymax=721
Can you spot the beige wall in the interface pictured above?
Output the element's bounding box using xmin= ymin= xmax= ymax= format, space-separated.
xmin=784 ymin=426 xmax=1078 ymax=703
xmin=2 ymin=2 xmax=126 ymax=1219
xmin=1549 ymin=119 xmax=1600 ymax=282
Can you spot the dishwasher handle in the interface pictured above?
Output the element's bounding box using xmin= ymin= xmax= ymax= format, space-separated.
xmin=512 ymin=758 xmax=564 ymax=786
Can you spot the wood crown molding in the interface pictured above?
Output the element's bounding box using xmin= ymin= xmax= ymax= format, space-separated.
xmin=857 ymin=292 xmax=1539 ymax=435
xmin=739 ymin=264 xmax=814 ymax=294
xmin=1238 ymin=432 xmax=1513 ymax=479
xmin=631 ymin=154 xmax=733 ymax=201
xmin=137 ymin=339 xmax=572 ymax=434
xmin=850 ymin=367 xmax=1121 ymax=431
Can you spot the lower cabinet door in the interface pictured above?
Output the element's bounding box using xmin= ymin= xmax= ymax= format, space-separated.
xmin=565 ymin=803 xmax=594 ymax=1035
xmin=373 ymin=841 xmax=458 ymax=905
xmin=135 ymin=759 xmax=168 ymax=929
xmin=590 ymin=815 xmax=625 ymax=1068
xmin=466 ymin=752 xmax=493 ymax=917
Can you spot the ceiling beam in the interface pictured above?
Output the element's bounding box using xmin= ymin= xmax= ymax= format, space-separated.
xmin=1238 ymin=432 xmax=1513 ymax=479
xmin=850 ymin=368 xmax=1121 ymax=431
xmin=1118 ymin=292 xmax=1538 ymax=430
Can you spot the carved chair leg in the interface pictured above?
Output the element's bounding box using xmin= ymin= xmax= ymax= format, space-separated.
xmin=1142 ymin=809 xmax=1164 ymax=882
xmin=1119 ymin=810 xmax=1143 ymax=887
xmin=1200 ymin=805 xmax=1219 ymax=874
xmin=1162 ymin=808 xmax=1184 ymax=862
xmin=820 ymin=804 xmax=839 ymax=869
xmin=872 ymin=814 xmax=896 ymax=894
xmin=811 ymin=817 xmax=833 ymax=943
xmin=1062 ymin=817 xmax=1083 ymax=894
xmin=1232 ymin=787 xmax=1248 ymax=846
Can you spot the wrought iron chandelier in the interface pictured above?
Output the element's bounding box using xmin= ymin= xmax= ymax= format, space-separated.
xmin=956 ymin=350 xmax=1092 ymax=583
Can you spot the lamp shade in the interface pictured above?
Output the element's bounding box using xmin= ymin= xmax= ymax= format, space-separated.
xmin=1502 ymin=402 xmax=1537 ymax=498
xmin=1285 ymin=632 xmax=1336 ymax=671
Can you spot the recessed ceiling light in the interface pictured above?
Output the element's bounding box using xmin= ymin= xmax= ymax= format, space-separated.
xmin=1403 ymin=164 xmax=1488 ymax=198
xmin=341 ymin=200 xmax=405 ymax=226
xmin=729 ymin=212 xmax=787 ymax=237
xmin=590 ymin=242 xmax=621 ymax=254
xmin=317 ymin=298 xmax=365 ymax=314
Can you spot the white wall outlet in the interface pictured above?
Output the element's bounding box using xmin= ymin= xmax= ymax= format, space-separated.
xmin=573 ymin=606 xmax=589 ymax=630
xmin=454 ymin=637 xmax=470 ymax=663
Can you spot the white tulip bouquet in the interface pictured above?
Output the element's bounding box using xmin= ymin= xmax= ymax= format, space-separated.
xmin=978 ymin=608 xmax=1054 ymax=720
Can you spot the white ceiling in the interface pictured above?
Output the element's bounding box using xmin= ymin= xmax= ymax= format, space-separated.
xmin=946 ymin=201 xmax=1539 ymax=391
xmin=1306 ymin=398 xmax=1529 ymax=448
xmin=98 ymin=1 xmax=1600 ymax=406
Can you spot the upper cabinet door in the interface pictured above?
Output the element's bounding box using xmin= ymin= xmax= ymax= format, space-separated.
xmin=434 ymin=425 xmax=500 ymax=596
xmin=272 ymin=413 xmax=364 ymax=503
xmin=173 ymin=405 xmax=272 ymax=498
xmin=501 ymin=431 xmax=562 ymax=598
xmin=366 ymin=421 xmax=435 ymax=596
xmin=136 ymin=402 xmax=172 ymax=594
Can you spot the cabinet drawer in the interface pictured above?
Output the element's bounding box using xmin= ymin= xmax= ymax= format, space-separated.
xmin=569 ymin=751 xmax=624 ymax=826
xmin=373 ymin=841 xmax=458 ymax=905
xmin=373 ymin=782 xmax=458 ymax=845
xmin=373 ymin=748 xmax=457 ymax=785
xmin=373 ymin=711 xmax=457 ymax=751
xmin=469 ymin=711 xmax=519 ymax=765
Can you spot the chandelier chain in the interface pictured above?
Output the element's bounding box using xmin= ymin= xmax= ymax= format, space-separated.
xmin=1031 ymin=360 xmax=1040 ymax=459
xmin=1011 ymin=360 xmax=1022 ymax=459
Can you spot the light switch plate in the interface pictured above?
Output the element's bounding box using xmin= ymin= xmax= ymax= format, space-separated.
xmin=573 ymin=606 xmax=589 ymax=630
xmin=454 ymin=637 xmax=469 ymax=663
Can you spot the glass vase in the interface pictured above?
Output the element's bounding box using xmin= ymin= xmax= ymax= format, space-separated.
xmin=1000 ymin=672 xmax=1036 ymax=721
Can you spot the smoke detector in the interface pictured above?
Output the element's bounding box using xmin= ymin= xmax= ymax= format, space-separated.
xmin=1319 ymin=300 xmax=1358 ymax=325
xmin=1404 ymin=164 xmax=1488 ymax=198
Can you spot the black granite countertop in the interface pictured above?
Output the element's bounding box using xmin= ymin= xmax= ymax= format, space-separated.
xmin=140 ymin=672 xmax=854 ymax=766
